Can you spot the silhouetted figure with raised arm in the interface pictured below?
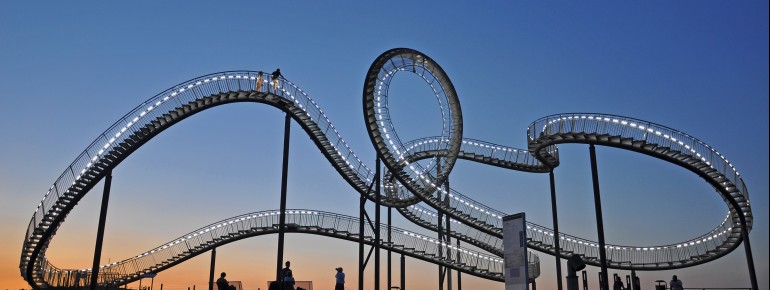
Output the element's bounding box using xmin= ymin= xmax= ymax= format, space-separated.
xmin=334 ymin=267 xmax=345 ymax=290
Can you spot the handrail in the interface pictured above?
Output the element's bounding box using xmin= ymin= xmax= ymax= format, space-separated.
xmin=30 ymin=209 xmax=540 ymax=287
xmin=20 ymin=49 xmax=753 ymax=288
xmin=525 ymin=113 xmax=750 ymax=268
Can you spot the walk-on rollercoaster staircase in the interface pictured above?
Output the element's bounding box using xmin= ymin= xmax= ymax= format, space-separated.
xmin=20 ymin=48 xmax=752 ymax=288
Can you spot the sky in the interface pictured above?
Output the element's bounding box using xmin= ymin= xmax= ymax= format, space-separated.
xmin=0 ymin=1 xmax=767 ymax=290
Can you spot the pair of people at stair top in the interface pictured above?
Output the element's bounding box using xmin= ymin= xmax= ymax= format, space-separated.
xmin=255 ymin=68 xmax=281 ymax=93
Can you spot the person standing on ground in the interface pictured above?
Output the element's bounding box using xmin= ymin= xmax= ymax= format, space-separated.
xmin=271 ymin=68 xmax=281 ymax=92
xmin=613 ymin=274 xmax=624 ymax=290
xmin=670 ymin=275 xmax=683 ymax=290
xmin=216 ymin=272 xmax=230 ymax=290
xmin=279 ymin=261 xmax=293 ymax=289
xmin=334 ymin=267 xmax=345 ymax=290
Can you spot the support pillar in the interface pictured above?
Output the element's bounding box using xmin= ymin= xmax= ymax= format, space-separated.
xmin=209 ymin=248 xmax=216 ymax=290
xmin=566 ymin=255 xmax=584 ymax=290
xmin=445 ymin=179 xmax=452 ymax=290
xmin=388 ymin=206 xmax=392 ymax=290
xmin=589 ymin=144 xmax=609 ymax=290
xmin=437 ymin=162 xmax=444 ymax=290
xmin=276 ymin=113 xmax=291 ymax=284
xmin=375 ymin=159 xmax=381 ymax=290
xmin=549 ymin=170 xmax=563 ymax=290
xmin=90 ymin=170 xmax=113 ymax=290
xmin=359 ymin=195 xmax=366 ymax=290
xmin=734 ymin=197 xmax=758 ymax=290
xmin=438 ymin=207 xmax=444 ymax=290
xmin=400 ymin=254 xmax=405 ymax=290
xmin=456 ymin=239 xmax=461 ymax=290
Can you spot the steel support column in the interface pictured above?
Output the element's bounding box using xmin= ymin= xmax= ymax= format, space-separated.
xmin=740 ymin=212 xmax=758 ymax=290
xmin=456 ymin=239 xmax=461 ymax=290
xmin=388 ymin=206 xmax=392 ymax=290
xmin=445 ymin=178 xmax=452 ymax=290
xmin=89 ymin=170 xmax=113 ymax=290
xmin=400 ymin=254 xmax=406 ymax=290
xmin=208 ymin=248 xmax=216 ymax=290
xmin=437 ymin=163 xmax=444 ymax=290
xmin=730 ymin=196 xmax=758 ymax=290
xmin=375 ymin=159 xmax=381 ymax=290
xmin=588 ymin=144 xmax=609 ymax=290
xmin=549 ymin=170 xmax=564 ymax=290
xmin=276 ymin=113 xmax=291 ymax=284
xmin=438 ymin=206 xmax=444 ymax=290
xmin=359 ymin=193 xmax=365 ymax=290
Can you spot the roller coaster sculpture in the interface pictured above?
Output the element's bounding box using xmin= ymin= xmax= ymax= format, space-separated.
xmin=20 ymin=48 xmax=753 ymax=288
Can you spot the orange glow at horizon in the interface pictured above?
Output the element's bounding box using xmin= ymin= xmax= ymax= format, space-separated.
xmin=3 ymin=233 xmax=509 ymax=290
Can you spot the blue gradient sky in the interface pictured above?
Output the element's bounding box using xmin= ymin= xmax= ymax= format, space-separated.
xmin=1 ymin=1 xmax=767 ymax=290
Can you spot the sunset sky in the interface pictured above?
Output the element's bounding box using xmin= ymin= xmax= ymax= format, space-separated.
xmin=1 ymin=2 xmax=767 ymax=290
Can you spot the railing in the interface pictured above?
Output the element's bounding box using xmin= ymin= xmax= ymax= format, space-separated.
xmin=394 ymin=136 xmax=557 ymax=232
xmin=22 ymin=72 xmax=386 ymax=286
xmin=525 ymin=113 xmax=750 ymax=268
xmin=404 ymin=203 xmax=730 ymax=267
xmin=34 ymin=210 xmax=531 ymax=287
xmin=527 ymin=113 xmax=749 ymax=208
xmin=404 ymin=204 xmax=504 ymax=252
xmin=24 ymin=72 xmax=381 ymax=251
xmin=366 ymin=50 xmax=460 ymax=199
xmin=21 ymin=65 xmax=754 ymax=288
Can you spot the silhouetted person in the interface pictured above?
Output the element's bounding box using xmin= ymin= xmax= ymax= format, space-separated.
xmin=279 ymin=261 xmax=293 ymax=289
xmin=613 ymin=274 xmax=624 ymax=290
xmin=216 ymin=272 xmax=235 ymax=290
xmin=271 ymin=68 xmax=281 ymax=92
xmin=670 ymin=275 xmax=683 ymax=290
xmin=334 ymin=267 xmax=345 ymax=290
xmin=256 ymin=72 xmax=264 ymax=91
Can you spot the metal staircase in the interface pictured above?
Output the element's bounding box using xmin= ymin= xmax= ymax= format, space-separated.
xmin=20 ymin=48 xmax=753 ymax=288
xmin=29 ymin=210 xmax=540 ymax=288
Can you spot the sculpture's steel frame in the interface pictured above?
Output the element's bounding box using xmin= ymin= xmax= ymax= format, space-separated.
xmin=18 ymin=48 xmax=755 ymax=289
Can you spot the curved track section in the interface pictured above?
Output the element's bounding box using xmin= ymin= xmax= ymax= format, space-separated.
xmin=20 ymin=69 xmax=536 ymax=288
xmin=362 ymin=49 xmax=752 ymax=270
xmin=20 ymin=48 xmax=753 ymax=288
xmin=33 ymin=210 xmax=540 ymax=287
xmin=21 ymin=71 xmax=378 ymax=288
xmin=527 ymin=114 xmax=752 ymax=269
